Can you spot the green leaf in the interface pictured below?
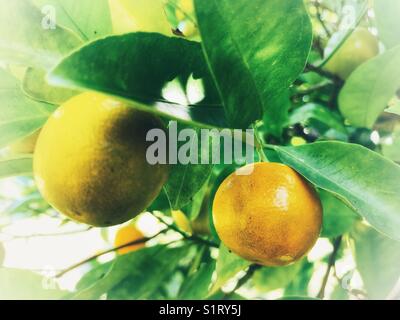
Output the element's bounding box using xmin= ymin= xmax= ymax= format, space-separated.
xmin=352 ymin=223 xmax=400 ymax=299
xmin=262 ymin=89 xmax=291 ymax=138
xmin=23 ymin=68 xmax=78 ymax=105
xmin=194 ymin=0 xmax=312 ymax=128
xmin=164 ymin=125 xmax=213 ymax=209
xmin=33 ymin=0 xmax=112 ymax=40
xmin=0 ymin=69 xmax=56 ymax=148
xmin=48 ymin=32 xmax=227 ymax=128
xmin=73 ymin=245 xmax=189 ymax=300
xmin=0 ymin=268 xmax=66 ymax=299
xmin=252 ymin=261 xmax=303 ymax=292
xmin=288 ymin=103 xmax=346 ymax=134
xmin=382 ymin=126 xmax=400 ymax=162
xmin=339 ymin=45 xmax=400 ymax=128
xmin=283 ymin=260 xmax=314 ymax=297
xmin=0 ymin=0 xmax=82 ymax=69
xmin=0 ymin=156 xmax=33 ymax=179
xmin=109 ymin=0 xmax=172 ymax=36
xmin=211 ymin=243 xmax=250 ymax=294
xmin=274 ymin=142 xmax=400 ymax=241
xmin=178 ymin=261 xmax=215 ymax=299
xmin=374 ymin=0 xmax=400 ymax=49
xmin=320 ymin=189 xmax=358 ymax=238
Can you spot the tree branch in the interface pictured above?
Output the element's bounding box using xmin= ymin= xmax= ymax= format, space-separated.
xmin=55 ymin=229 xmax=167 ymax=278
xmin=317 ymin=236 xmax=342 ymax=299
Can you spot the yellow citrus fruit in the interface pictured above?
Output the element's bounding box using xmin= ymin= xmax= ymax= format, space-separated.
xmin=114 ymin=225 xmax=145 ymax=255
xmin=324 ymin=27 xmax=379 ymax=79
xmin=172 ymin=210 xmax=192 ymax=234
xmin=212 ymin=162 xmax=322 ymax=266
xmin=9 ymin=130 xmax=41 ymax=154
xmin=34 ymin=92 xmax=169 ymax=227
xmin=109 ymin=0 xmax=171 ymax=36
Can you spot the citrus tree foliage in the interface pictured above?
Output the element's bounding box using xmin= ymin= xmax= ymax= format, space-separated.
xmin=0 ymin=0 xmax=400 ymax=300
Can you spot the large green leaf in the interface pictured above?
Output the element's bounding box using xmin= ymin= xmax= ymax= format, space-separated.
xmin=0 ymin=69 xmax=56 ymax=148
xmin=0 ymin=0 xmax=82 ymax=69
xmin=164 ymin=124 xmax=213 ymax=209
xmin=23 ymin=68 xmax=78 ymax=105
xmin=33 ymin=0 xmax=112 ymax=40
xmin=339 ymin=45 xmax=400 ymax=128
xmin=252 ymin=261 xmax=303 ymax=293
xmin=211 ymin=243 xmax=250 ymax=294
xmin=352 ymin=223 xmax=400 ymax=299
xmin=0 ymin=268 xmax=66 ymax=299
xmin=178 ymin=261 xmax=215 ymax=299
xmin=48 ymin=32 xmax=227 ymax=128
xmin=274 ymin=142 xmax=400 ymax=241
xmin=0 ymin=156 xmax=33 ymax=179
xmin=320 ymin=189 xmax=358 ymax=238
xmin=73 ymin=245 xmax=189 ymax=300
xmin=374 ymin=0 xmax=400 ymax=49
xmin=194 ymin=0 xmax=312 ymax=128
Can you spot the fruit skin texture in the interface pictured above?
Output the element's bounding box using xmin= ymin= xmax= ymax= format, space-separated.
xmin=114 ymin=225 xmax=145 ymax=255
xmin=324 ymin=27 xmax=379 ymax=80
xmin=34 ymin=92 xmax=169 ymax=227
xmin=212 ymin=162 xmax=322 ymax=266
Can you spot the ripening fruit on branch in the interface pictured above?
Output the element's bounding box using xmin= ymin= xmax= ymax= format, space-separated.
xmin=114 ymin=225 xmax=146 ymax=255
xmin=324 ymin=27 xmax=379 ymax=80
xmin=33 ymin=92 xmax=169 ymax=227
xmin=172 ymin=210 xmax=193 ymax=235
xmin=212 ymin=162 xmax=322 ymax=266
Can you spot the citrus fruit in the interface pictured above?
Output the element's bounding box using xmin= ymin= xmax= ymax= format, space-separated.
xmin=324 ymin=27 xmax=379 ymax=79
xmin=114 ymin=225 xmax=145 ymax=255
xmin=212 ymin=162 xmax=322 ymax=266
xmin=172 ymin=210 xmax=192 ymax=234
xmin=34 ymin=92 xmax=169 ymax=227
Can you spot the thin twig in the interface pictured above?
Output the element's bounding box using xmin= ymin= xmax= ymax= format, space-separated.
xmin=305 ymin=63 xmax=343 ymax=84
xmin=317 ymin=236 xmax=342 ymax=299
xmin=153 ymin=212 xmax=219 ymax=248
xmin=315 ymin=1 xmax=332 ymax=37
xmin=55 ymin=229 xmax=167 ymax=278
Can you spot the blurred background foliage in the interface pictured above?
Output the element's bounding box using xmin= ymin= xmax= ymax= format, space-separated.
xmin=0 ymin=0 xmax=399 ymax=300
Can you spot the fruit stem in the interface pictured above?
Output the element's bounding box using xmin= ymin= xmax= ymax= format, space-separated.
xmin=153 ymin=212 xmax=219 ymax=248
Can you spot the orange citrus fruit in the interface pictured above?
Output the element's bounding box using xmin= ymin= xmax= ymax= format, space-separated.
xmin=212 ymin=162 xmax=322 ymax=266
xmin=34 ymin=92 xmax=169 ymax=227
xmin=114 ymin=225 xmax=145 ymax=255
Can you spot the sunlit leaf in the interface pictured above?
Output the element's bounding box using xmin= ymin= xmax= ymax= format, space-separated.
xmin=274 ymin=142 xmax=400 ymax=241
xmin=352 ymin=223 xmax=400 ymax=299
xmin=0 ymin=69 xmax=56 ymax=148
xmin=48 ymin=32 xmax=227 ymax=128
xmin=374 ymin=0 xmax=400 ymax=49
xmin=0 ymin=0 xmax=81 ymax=69
xmin=194 ymin=0 xmax=312 ymax=128
xmin=339 ymin=45 xmax=400 ymax=128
